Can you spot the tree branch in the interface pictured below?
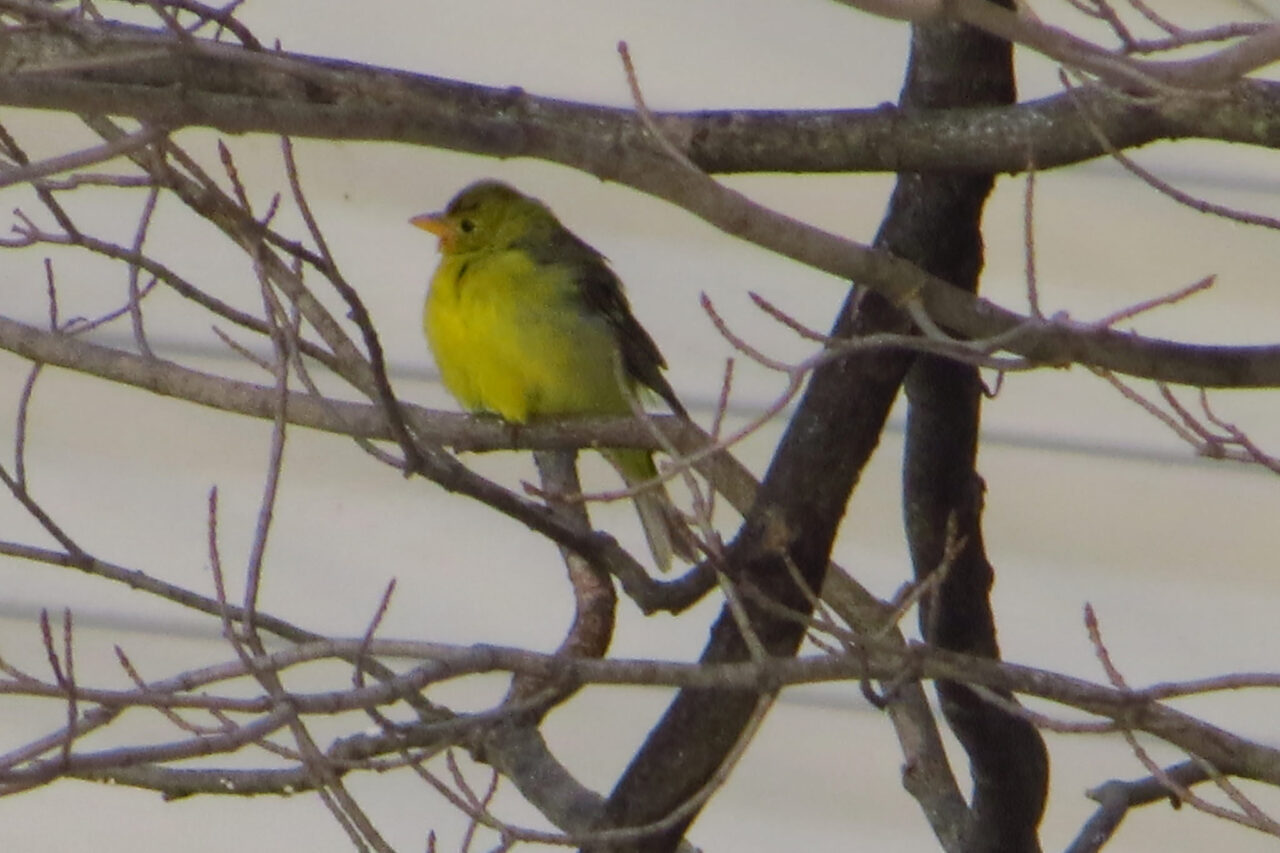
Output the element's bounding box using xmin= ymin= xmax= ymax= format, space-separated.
xmin=893 ymin=9 xmax=1048 ymax=852
xmin=2 ymin=16 xmax=1280 ymax=175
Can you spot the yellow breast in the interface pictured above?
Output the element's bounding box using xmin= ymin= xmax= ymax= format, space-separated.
xmin=424 ymin=249 xmax=633 ymax=424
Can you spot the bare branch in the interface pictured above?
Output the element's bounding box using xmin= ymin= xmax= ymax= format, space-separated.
xmin=0 ymin=123 xmax=164 ymax=189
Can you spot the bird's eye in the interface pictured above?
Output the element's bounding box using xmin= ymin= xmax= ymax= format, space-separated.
xmin=459 ymin=219 xmax=475 ymax=233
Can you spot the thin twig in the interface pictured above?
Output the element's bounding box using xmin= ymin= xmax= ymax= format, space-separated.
xmin=0 ymin=124 xmax=165 ymax=190
xmin=126 ymin=184 xmax=160 ymax=358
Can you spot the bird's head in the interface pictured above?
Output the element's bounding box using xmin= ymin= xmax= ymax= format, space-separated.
xmin=411 ymin=180 xmax=553 ymax=255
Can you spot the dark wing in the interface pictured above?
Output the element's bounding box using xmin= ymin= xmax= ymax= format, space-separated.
xmin=525 ymin=224 xmax=687 ymax=419
xmin=577 ymin=257 xmax=689 ymax=420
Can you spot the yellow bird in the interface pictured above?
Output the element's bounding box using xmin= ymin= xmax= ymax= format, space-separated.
xmin=411 ymin=180 xmax=693 ymax=571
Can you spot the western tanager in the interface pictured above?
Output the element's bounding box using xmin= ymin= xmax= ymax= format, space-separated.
xmin=411 ymin=180 xmax=692 ymax=570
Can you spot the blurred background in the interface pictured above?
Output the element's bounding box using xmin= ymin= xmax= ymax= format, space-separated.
xmin=1 ymin=1 xmax=1279 ymax=850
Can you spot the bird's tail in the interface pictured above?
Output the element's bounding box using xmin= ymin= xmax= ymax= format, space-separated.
xmin=605 ymin=448 xmax=697 ymax=573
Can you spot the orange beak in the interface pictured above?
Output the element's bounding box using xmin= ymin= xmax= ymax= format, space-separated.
xmin=409 ymin=212 xmax=456 ymax=250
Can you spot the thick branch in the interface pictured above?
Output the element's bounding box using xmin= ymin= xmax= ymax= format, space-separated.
xmin=893 ymin=10 xmax=1048 ymax=853
xmin=592 ymin=282 xmax=917 ymax=847
xmin=2 ymin=19 xmax=1280 ymax=175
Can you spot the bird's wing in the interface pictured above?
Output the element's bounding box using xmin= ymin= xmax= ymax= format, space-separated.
xmin=578 ymin=259 xmax=688 ymax=418
xmin=538 ymin=229 xmax=688 ymax=419
xmin=515 ymin=224 xmax=687 ymax=418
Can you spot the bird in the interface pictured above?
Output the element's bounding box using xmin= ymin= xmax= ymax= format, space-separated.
xmin=410 ymin=180 xmax=694 ymax=571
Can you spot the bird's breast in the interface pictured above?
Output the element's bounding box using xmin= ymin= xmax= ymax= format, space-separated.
xmin=425 ymin=251 xmax=630 ymax=422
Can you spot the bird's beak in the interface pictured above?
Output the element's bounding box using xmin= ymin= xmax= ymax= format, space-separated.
xmin=410 ymin=212 xmax=456 ymax=250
